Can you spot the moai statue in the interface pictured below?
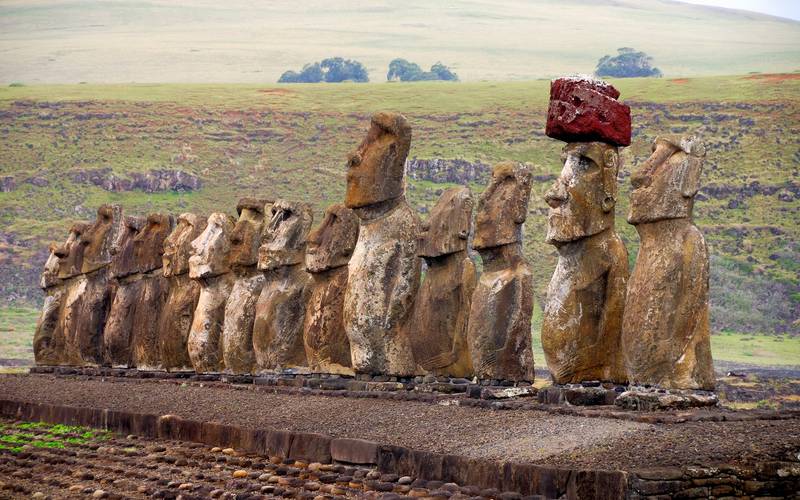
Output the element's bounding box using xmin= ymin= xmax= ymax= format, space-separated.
xmin=222 ymin=198 xmax=271 ymax=374
xmin=467 ymin=163 xmax=535 ymax=382
xmin=33 ymin=242 xmax=67 ymax=365
xmin=252 ymin=200 xmax=313 ymax=372
xmin=411 ymin=187 xmax=477 ymax=378
xmin=187 ymin=212 xmax=235 ymax=373
xmin=129 ymin=213 xmax=174 ymax=370
xmin=102 ymin=215 xmax=146 ymax=367
xmin=51 ymin=223 xmax=89 ymax=365
xmin=69 ymin=204 xmax=123 ymax=366
xmin=623 ymin=136 xmax=715 ymax=390
xmin=158 ymin=213 xmax=207 ymax=371
xmin=303 ymin=204 xmax=359 ymax=375
xmin=541 ymin=76 xmax=630 ymax=385
xmin=343 ymin=112 xmax=421 ymax=376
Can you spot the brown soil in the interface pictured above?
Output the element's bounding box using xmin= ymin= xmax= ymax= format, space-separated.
xmin=1 ymin=374 xmax=797 ymax=471
xmin=743 ymin=73 xmax=800 ymax=83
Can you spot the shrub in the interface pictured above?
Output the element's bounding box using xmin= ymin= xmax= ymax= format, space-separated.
xmin=278 ymin=58 xmax=368 ymax=83
xmin=595 ymin=48 xmax=662 ymax=78
xmin=387 ymin=58 xmax=458 ymax=82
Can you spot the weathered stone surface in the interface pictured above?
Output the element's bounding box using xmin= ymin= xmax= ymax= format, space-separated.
xmin=542 ymin=143 xmax=628 ymax=384
xmin=468 ymin=163 xmax=534 ymax=382
xmin=130 ymin=272 xmax=169 ymax=370
xmin=545 ymin=76 xmax=631 ymax=147
xmin=159 ymin=214 xmax=207 ymax=371
xmin=344 ymin=112 xmax=420 ymax=376
xmin=126 ymin=214 xmax=173 ymax=370
xmin=33 ymin=243 xmax=66 ymax=365
xmin=188 ymin=212 xmax=236 ymax=372
xmin=253 ymin=201 xmax=313 ymax=371
xmin=103 ymin=215 xmax=145 ymax=367
xmin=134 ymin=213 xmax=174 ymax=274
xmin=108 ymin=216 xmax=145 ymax=280
xmin=344 ymin=112 xmax=411 ymax=209
xmin=222 ymin=199 xmax=270 ymax=374
xmin=304 ymin=204 xmax=359 ymax=375
xmin=70 ymin=205 xmax=122 ymax=366
xmin=410 ymin=187 xmax=476 ymax=377
xmin=623 ymin=136 xmax=715 ymax=390
xmin=615 ymin=388 xmax=718 ymax=411
xmin=102 ymin=276 xmax=143 ymax=367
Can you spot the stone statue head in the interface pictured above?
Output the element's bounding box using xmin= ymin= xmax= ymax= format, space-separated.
xmin=189 ymin=212 xmax=235 ymax=279
xmin=258 ymin=200 xmax=313 ymax=271
xmin=81 ymin=204 xmax=123 ymax=273
xmin=473 ymin=162 xmax=532 ymax=250
xmin=544 ymin=142 xmax=619 ymax=244
xmin=228 ymin=198 xmax=271 ymax=268
xmin=163 ymin=213 xmax=207 ymax=278
xmin=55 ymin=222 xmax=89 ymax=279
xmin=134 ymin=213 xmax=175 ymax=273
xmin=41 ymin=242 xmax=63 ymax=289
xmin=109 ymin=215 xmax=145 ymax=279
xmin=305 ymin=204 xmax=359 ymax=273
xmin=418 ymin=186 xmax=474 ymax=258
xmin=628 ymin=136 xmax=705 ymax=225
xmin=345 ymin=112 xmax=411 ymax=209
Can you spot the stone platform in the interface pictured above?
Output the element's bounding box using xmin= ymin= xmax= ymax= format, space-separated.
xmin=1 ymin=374 xmax=798 ymax=499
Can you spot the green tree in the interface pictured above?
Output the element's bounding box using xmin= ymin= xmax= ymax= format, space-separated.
xmin=386 ymin=59 xmax=458 ymax=82
xmin=278 ymin=58 xmax=368 ymax=83
xmin=595 ymin=48 xmax=662 ymax=78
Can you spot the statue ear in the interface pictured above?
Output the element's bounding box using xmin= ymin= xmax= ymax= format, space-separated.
xmin=680 ymin=155 xmax=703 ymax=198
xmin=601 ymin=149 xmax=619 ymax=213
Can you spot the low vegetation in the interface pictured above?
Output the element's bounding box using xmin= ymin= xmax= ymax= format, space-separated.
xmin=387 ymin=59 xmax=458 ymax=82
xmin=278 ymin=57 xmax=369 ymax=83
xmin=596 ymin=48 xmax=662 ymax=78
xmin=0 ymin=420 xmax=110 ymax=453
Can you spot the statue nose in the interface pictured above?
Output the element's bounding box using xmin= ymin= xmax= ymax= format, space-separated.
xmin=544 ymin=182 xmax=568 ymax=209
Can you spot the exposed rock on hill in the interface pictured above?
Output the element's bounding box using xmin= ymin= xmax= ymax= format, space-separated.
xmin=406 ymin=158 xmax=491 ymax=184
xmin=70 ymin=168 xmax=202 ymax=193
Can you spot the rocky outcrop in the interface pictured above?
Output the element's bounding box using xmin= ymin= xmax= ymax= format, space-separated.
xmin=70 ymin=168 xmax=201 ymax=193
xmin=406 ymin=158 xmax=491 ymax=185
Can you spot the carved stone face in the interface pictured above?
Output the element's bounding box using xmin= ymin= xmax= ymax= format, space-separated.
xmin=544 ymin=142 xmax=619 ymax=244
xmin=258 ymin=200 xmax=313 ymax=271
xmin=228 ymin=198 xmax=270 ymax=268
xmin=134 ymin=213 xmax=174 ymax=273
xmin=419 ymin=186 xmax=474 ymax=258
xmin=54 ymin=223 xmax=89 ymax=279
xmin=305 ymin=204 xmax=359 ymax=273
xmin=345 ymin=112 xmax=411 ymax=209
xmin=81 ymin=204 xmax=122 ymax=273
xmin=189 ymin=212 xmax=235 ymax=279
xmin=41 ymin=243 xmax=62 ymax=289
xmin=109 ymin=215 xmax=145 ymax=279
xmin=628 ymin=136 xmax=705 ymax=225
xmin=163 ymin=213 xmax=207 ymax=277
xmin=473 ymin=162 xmax=532 ymax=250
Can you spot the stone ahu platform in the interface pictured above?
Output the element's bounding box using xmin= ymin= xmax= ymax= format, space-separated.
xmin=1 ymin=374 xmax=799 ymax=499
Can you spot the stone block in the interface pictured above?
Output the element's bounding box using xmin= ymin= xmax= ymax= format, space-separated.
xmin=265 ymin=429 xmax=294 ymax=458
xmin=330 ymin=438 xmax=379 ymax=465
xmin=288 ymin=432 xmax=332 ymax=463
xmin=545 ymin=76 xmax=631 ymax=146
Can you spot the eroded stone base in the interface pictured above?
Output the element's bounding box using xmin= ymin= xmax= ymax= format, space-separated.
xmin=615 ymin=387 xmax=719 ymax=411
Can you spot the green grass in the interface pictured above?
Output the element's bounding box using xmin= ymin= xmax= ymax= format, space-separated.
xmin=0 ymin=73 xmax=797 ymax=339
xmin=0 ymin=420 xmax=110 ymax=453
xmin=711 ymin=331 xmax=800 ymax=366
xmin=0 ymin=306 xmax=38 ymax=362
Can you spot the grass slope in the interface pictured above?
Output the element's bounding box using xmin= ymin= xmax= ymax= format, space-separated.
xmin=0 ymin=0 xmax=799 ymax=83
xmin=0 ymin=74 xmax=798 ymax=339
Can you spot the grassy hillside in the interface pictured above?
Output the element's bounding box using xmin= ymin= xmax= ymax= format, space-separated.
xmin=0 ymin=74 xmax=798 ymax=339
xmin=1 ymin=0 xmax=799 ymax=84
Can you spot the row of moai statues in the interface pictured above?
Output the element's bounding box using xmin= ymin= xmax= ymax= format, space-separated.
xmin=33 ymin=76 xmax=714 ymax=390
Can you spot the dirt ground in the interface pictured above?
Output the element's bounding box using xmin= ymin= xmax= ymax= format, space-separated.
xmin=0 ymin=374 xmax=798 ymax=472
